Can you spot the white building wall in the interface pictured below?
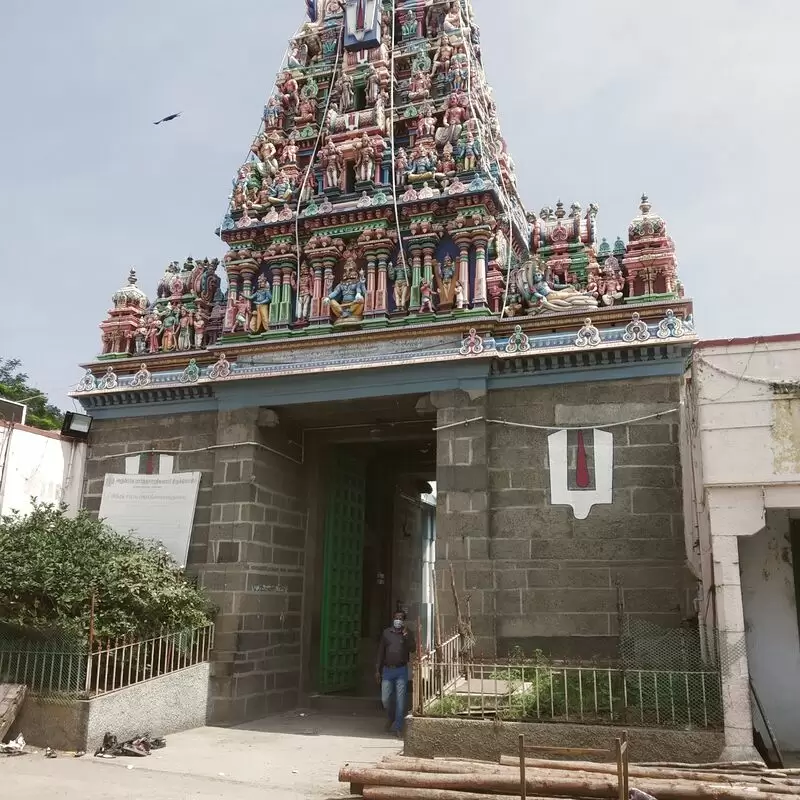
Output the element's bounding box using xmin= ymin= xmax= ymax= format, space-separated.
xmin=682 ymin=335 xmax=800 ymax=758
xmin=0 ymin=422 xmax=87 ymax=516
xmin=739 ymin=510 xmax=800 ymax=751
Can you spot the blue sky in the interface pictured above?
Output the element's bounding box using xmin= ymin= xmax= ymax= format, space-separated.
xmin=1 ymin=0 xmax=798 ymax=408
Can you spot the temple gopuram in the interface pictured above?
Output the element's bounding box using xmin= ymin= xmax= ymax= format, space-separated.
xmin=73 ymin=0 xmax=698 ymax=726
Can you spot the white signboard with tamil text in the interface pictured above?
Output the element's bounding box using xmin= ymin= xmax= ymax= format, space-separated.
xmin=98 ymin=472 xmax=202 ymax=566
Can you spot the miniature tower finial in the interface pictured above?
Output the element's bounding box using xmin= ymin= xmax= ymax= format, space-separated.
xmin=640 ymin=193 xmax=651 ymax=214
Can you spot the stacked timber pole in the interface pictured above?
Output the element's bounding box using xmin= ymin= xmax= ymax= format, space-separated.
xmin=340 ymin=755 xmax=800 ymax=800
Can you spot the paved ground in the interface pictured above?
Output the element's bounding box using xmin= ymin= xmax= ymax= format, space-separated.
xmin=4 ymin=710 xmax=402 ymax=799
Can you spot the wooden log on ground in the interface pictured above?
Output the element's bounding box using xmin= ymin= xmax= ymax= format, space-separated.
xmin=499 ymin=757 xmax=800 ymax=788
xmin=637 ymin=763 xmax=768 ymax=771
xmin=363 ymin=788 xmax=555 ymax=800
xmin=339 ymin=766 xmax=800 ymax=800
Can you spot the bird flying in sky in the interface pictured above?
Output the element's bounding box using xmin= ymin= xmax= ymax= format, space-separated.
xmin=153 ymin=112 xmax=182 ymax=125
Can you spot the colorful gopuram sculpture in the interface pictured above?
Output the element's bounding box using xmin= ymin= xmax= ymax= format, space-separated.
xmin=91 ymin=0 xmax=689 ymax=368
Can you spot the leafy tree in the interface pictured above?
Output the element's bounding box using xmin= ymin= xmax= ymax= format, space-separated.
xmin=0 ymin=503 xmax=214 ymax=640
xmin=0 ymin=358 xmax=63 ymax=431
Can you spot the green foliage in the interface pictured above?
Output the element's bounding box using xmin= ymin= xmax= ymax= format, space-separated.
xmin=0 ymin=358 xmax=63 ymax=431
xmin=0 ymin=502 xmax=214 ymax=640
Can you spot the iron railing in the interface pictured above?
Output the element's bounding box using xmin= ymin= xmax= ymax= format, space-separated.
xmin=0 ymin=624 xmax=214 ymax=698
xmin=87 ymin=624 xmax=215 ymax=695
xmin=413 ymin=647 xmax=723 ymax=730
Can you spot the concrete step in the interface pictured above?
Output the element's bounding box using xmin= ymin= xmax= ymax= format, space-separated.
xmin=308 ymin=693 xmax=385 ymax=716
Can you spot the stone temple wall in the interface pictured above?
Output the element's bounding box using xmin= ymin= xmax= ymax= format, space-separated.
xmin=83 ymin=409 xmax=307 ymax=725
xmin=434 ymin=377 xmax=694 ymax=660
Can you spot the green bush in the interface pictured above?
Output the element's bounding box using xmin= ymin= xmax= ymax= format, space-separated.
xmin=0 ymin=502 xmax=214 ymax=640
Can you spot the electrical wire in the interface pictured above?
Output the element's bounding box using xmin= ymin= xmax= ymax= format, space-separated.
xmin=433 ymin=407 xmax=680 ymax=432
xmin=293 ymin=17 xmax=346 ymax=273
xmin=456 ymin=0 xmax=527 ymax=317
xmin=389 ymin=0 xmax=408 ymax=268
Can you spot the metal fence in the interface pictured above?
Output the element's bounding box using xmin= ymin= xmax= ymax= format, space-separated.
xmin=87 ymin=625 xmax=214 ymax=695
xmin=413 ymin=619 xmax=725 ymax=730
xmin=0 ymin=628 xmax=87 ymax=697
xmin=0 ymin=624 xmax=214 ymax=699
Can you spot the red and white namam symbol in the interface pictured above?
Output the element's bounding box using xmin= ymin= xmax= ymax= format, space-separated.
xmin=547 ymin=429 xmax=614 ymax=519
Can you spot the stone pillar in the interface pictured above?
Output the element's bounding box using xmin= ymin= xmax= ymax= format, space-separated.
xmin=309 ymin=260 xmax=325 ymax=321
xmin=453 ymin=234 xmax=471 ymax=307
xmin=422 ymin=245 xmax=435 ymax=286
xmin=375 ymin=250 xmax=390 ymax=315
xmin=408 ymin=244 xmax=423 ymax=311
xmin=204 ymin=409 xmax=308 ymax=725
xmin=472 ymin=235 xmax=489 ymax=308
xmin=364 ymin=251 xmax=377 ymax=314
xmin=268 ymin=265 xmax=283 ymax=327
xmin=707 ymin=487 xmax=763 ymax=761
xmin=279 ymin=263 xmax=296 ymax=327
xmin=429 ymin=388 xmax=495 ymax=657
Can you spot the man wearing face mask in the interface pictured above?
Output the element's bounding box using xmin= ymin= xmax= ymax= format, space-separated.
xmin=375 ymin=611 xmax=416 ymax=736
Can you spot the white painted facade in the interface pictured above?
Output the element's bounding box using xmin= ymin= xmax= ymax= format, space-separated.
xmin=681 ymin=334 xmax=800 ymax=759
xmin=0 ymin=421 xmax=87 ymax=517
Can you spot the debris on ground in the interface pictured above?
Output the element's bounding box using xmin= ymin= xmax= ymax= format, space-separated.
xmin=339 ymin=755 xmax=800 ymax=799
xmin=93 ymin=732 xmax=166 ymax=759
xmin=0 ymin=684 xmax=27 ymax=742
xmin=0 ymin=733 xmax=26 ymax=756
xmin=43 ymin=747 xmax=57 ymax=758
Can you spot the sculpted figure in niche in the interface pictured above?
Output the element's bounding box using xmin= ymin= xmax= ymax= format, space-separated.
xmin=366 ymin=64 xmax=381 ymax=105
xmin=177 ymin=307 xmax=194 ymax=351
xmin=355 ymin=133 xmax=376 ymax=183
xmin=248 ymin=274 xmax=272 ymax=334
xmin=394 ymin=147 xmax=409 ymax=186
xmin=388 ymin=258 xmax=412 ymax=311
xmin=320 ymin=140 xmax=343 ymax=190
xmin=296 ymin=262 xmax=313 ymax=321
xmin=325 ymin=258 xmax=366 ymax=324
xmin=338 ymin=72 xmax=355 ymax=112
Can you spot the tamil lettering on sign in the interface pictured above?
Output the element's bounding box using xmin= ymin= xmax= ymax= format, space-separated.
xmin=98 ymin=472 xmax=202 ymax=566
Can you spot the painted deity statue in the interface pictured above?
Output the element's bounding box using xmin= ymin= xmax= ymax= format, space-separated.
xmin=325 ymin=259 xmax=366 ymax=324
xmin=394 ymin=147 xmax=409 ymax=186
xmin=419 ymin=280 xmax=437 ymax=314
xmin=280 ymin=71 xmax=300 ymax=115
xmin=296 ymin=262 xmax=313 ymax=321
xmin=337 ymin=72 xmax=355 ymax=113
xmin=177 ymin=307 xmax=194 ymax=351
xmin=454 ymin=280 xmax=465 ymax=309
xmin=157 ymin=262 xmax=180 ymax=299
xmin=146 ymin=313 xmax=162 ymax=353
xmin=355 ymin=133 xmax=376 ymax=183
xmin=434 ymin=255 xmax=457 ymax=304
xmin=232 ymin=295 xmax=251 ymax=333
xmin=366 ymin=64 xmax=381 ymax=105
xmin=431 ymin=34 xmax=454 ymax=77
xmin=407 ymin=143 xmax=437 ymax=182
xmin=457 ymin=131 xmax=482 ymax=172
xmin=264 ymin=94 xmax=284 ymax=130
xmin=160 ymin=303 xmax=179 ymax=352
xmin=268 ymin=170 xmax=294 ymax=204
xmin=133 ymin=317 xmax=148 ymax=355
xmin=320 ymin=140 xmax=343 ymax=190
xmin=281 ymin=139 xmax=299 ymax=165
xmin=248 ymin=275 xmax=272 ymax=334
xmin=436 ymin=94 xmax=468 ymax=145
xmin=296 ymin=95 xmax=318 ymax=127
xmin=408 ymin=70 xmax=431 ymax=103
xmin=388 ymin=259 xmax=412 ymax=311
xmin=193 ymin=312 xmax=207 ymax=350
xmin=417 ymin=105 xmax=437 ymax=139
xmin=439 ymin=142 xmax=456 ymax=175
xmin=442 ymin=2 xmax=462 ymax=35
xmin=527 ymin=268 xmax=599 ymax=312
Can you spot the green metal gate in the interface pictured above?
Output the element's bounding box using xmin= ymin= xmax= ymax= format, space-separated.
xmin=318 ymin=451 xmax=366 ymax=693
